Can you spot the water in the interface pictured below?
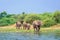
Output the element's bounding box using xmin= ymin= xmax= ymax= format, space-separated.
xmin=0 ymin=32 xmax=60 ymax=40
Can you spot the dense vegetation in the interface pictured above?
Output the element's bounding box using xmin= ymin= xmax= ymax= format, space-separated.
xmin=0 ymin=11 xmax=16 ymax=26
xmin=0 ymin=11 xmax=60 ymax=27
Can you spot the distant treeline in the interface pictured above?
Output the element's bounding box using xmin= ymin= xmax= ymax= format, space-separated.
xmin=0 ymin=11 xmax=60 ymax=27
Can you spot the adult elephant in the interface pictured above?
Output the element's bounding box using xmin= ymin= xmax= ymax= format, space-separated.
xmin=23 ymin=22 xmax=30 ymax=30
xmin=16 ymin=21 xmax=21 ymax=29
xmin=32 ymin=20 xmax=42 ymax=32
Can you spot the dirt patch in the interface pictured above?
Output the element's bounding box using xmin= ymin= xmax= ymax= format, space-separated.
xmin=0 ymin=24 xmax=16 ymax=28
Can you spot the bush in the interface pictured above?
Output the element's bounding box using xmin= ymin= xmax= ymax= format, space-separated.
xmin=53 ymin=11 xmax=60 ymax=23
xmin=0 ymin=17 xmax=16 ymax=26
xmin=43 ymin=18 xmax=56 ymax=27
xmin=0 ymin=11 xmax=60 ymax=27
xmin=24 ymin=14 xmax=41 ymax=24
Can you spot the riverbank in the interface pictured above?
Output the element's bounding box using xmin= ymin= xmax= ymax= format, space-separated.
xmin=0 ymin=24 xmax=60 ymax=33
xmin=0 ymin=27 xmax=60 ymax=33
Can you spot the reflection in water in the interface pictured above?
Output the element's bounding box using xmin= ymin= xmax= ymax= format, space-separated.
xmin=34 ymin=31 xmax=41 ymax=36
xmin=54 ymin=33 xmax=60 ymax=40
xmin=0 ymin=32 xmax=60 ymax=40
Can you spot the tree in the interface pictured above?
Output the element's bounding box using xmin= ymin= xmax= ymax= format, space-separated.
xmin=43 ymin=18 xmax=56 ymax=27
xmin=24 ymin=14 xmax=41 ymax=24
xmin=18 ymin=12 xmax=27 ymax=21
xmin=54 ymin=11 xmax=60 ymax=23
xmin=0 ymin=11 xmax=7 ymax=18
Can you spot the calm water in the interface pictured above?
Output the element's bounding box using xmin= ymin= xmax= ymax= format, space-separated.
xmin=0 ymin=32 xmax=60 ymax=40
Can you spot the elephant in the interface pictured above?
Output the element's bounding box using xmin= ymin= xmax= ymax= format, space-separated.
xmin=32 ymin=20 xmax=42 ymax=32
xmin=16 ymin=21 xmax=21 ymax=29
xmin=23 ymin=22 xmax=30 ymax=30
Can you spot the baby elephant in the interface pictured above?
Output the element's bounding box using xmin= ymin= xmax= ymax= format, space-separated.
xmin=32 ymin=20 xmax=42 ymax=32
xmin=23 ymin=22 xmax=30 ymax=30
xmin=16 ymin=21 xmax=21 ymax=29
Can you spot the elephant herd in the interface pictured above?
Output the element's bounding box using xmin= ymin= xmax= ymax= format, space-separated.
xmin=16 ymin=20 xmax=42 ymax=32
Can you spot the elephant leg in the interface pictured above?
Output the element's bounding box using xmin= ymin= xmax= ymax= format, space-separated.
xmin=34 ymin=25 xmax=39 ymax=32
xmin=27 ymin=27 xmax=29 ymax=30
xmin=27 ymin=26 xmax=30 ymax=30
xmin=28 ymin=26 xmax=30 ymax=30
xmin=33 ymin=26 xmax=36 ymax=32
xmin=37 ymin=25 xmax=40 ymax=32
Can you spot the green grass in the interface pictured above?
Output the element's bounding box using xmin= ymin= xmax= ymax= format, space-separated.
xmin=0 ymin=28 xmax=34 ymax=33
xmin=0 ymin=27 xmax=60 ymax=33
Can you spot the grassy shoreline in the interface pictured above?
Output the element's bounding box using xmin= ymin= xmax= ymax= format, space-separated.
xmin=0 ymin=24 xmax=60 ymax=33
xmin=0 ymin=27 xmax=60 ymax=33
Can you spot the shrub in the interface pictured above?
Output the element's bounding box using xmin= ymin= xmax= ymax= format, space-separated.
xmin=53 ymin=11 xmax=60 ymax=23
xmin=43 ymin=18 xmax=56 ymax=27
xmin=24 ymin=14 xmax=41 ymax=24
xmin=0 ymin=17 xmax=16 ymax=26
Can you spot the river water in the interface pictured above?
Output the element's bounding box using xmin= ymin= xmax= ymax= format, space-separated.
xmin=0 ymin=32 xmax=60 ymax=40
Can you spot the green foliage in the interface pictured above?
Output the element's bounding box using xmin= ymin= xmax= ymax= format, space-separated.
xmin=0 ymin=11 xmax=60 ymax=27
xmin=0 ymin=11 xmax=16 ymax=26
xmin=0 ymin=17 xmax=16 ymax=26
xmin=24 ymin=14 xmax=41 ymax=24
xmin=0 ymin=11 xmax=7 ymax=18
xmin=43 ymin=18 xmax=56 ymax=27
xmin=53 ymin=11 xmax=60 ymax=23
xmin=17 ymin=12 xmax=27 ymax=21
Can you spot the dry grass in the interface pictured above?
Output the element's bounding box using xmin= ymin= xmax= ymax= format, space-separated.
xmin=0 ymin=24 xmax=60 ymax=32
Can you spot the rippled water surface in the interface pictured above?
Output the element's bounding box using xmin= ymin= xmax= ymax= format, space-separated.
xmin=0 ymin=32 xmax=60 ymax=40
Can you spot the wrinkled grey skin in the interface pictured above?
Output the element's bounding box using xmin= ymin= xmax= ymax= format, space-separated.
xmin=23 ymin=22 xmax=30 ymax=30
xmin=16 ymin=21 xmax=21 ymax=29
xmin=32 ymin=20 xmax=41 ymax=32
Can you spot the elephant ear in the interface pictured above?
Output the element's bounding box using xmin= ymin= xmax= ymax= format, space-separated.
xmin=32 ymin=20 xmax=38 ymax=25
xmin=39 ymin=20 xmax=43 ymax=26
xmin=36 ymin=20 xmax=42 ymax=25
